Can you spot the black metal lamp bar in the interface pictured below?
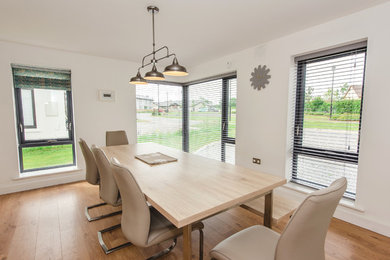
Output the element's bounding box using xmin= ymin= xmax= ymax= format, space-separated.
xmin=129 ymin=6 xmax=188 ymax=85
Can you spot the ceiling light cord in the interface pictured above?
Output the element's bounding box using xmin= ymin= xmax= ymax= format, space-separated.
xmin=151 ymin=7 xmax=156 ymax=63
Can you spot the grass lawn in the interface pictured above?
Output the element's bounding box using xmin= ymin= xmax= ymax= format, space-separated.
xmin=21 ymin=113 xmax=357 ymax=171
xmin=22 ymin=144 xmax=74 ymax=170
xmin=138 ymin=111 xmax=236 ymax=151
xmin=138 ymin=112 xmax=359 ymax=153
xmin=303 ymin=114 xmax=359 ymax=131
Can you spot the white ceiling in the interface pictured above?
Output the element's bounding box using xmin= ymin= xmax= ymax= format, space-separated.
xmin=0 ymin=0 xmax=387 ymax=67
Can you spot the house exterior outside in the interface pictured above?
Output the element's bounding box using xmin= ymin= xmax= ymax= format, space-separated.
xmin=343 ymin=85 xmax=362 ymax=100
xmin=136 ymin=95 xmax=154 ymax=110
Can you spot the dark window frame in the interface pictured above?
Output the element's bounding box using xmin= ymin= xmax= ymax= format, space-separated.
xmin=221 ymin=76 xmax=236 ymax=162
xmin=13 ymin=69 xmax=75 ymax=173
xmin=137 ymin=74 xmax=237 ymax=163
xmin=292 ymin=46 xmax=367 ymax=198
xmin=21 ymin=89 xmax=37 ymax=129
xmin=182 ymin=75 xmax=236 ymax=162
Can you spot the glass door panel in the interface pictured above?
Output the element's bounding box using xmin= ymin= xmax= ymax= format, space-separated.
xmin=189 ymin=79 xmax=223 ymax=160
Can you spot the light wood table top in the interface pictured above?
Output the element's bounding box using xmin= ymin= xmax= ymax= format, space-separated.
xmin=102 ymin=143 xmax=286 ymax=228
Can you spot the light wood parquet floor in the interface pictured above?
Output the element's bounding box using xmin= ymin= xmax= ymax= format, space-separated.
xmin=0 ymin=181 xmax=389 ymax=260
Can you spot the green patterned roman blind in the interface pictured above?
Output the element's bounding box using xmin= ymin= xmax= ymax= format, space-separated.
xmin=12 ymin=65 xmax=71 ymax=91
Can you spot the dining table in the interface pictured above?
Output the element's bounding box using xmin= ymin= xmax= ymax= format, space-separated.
xmin=102 ymin=143 xmax=286 ymax=260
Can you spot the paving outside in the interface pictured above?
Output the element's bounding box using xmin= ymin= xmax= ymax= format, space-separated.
xmin=303 ymin=128 xmax=359 ymax=152
xmin=194 ymin=141 xmax=235 ymax=165
xmin=137 ymin=113 xmax=183 ymax=136
xmin=300 ymin=129 xmax=359 ymax=197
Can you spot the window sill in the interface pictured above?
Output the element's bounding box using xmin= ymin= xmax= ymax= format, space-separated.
xmin=283 ymin=181 xmax=365 ymax=213
xmin=14 ymin=166 xmax=82 ymax=180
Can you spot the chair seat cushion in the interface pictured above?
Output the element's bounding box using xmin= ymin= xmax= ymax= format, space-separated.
xmin=147 ymin=207 xmax=204 ymax=246
xmin=210 ymin=225 xmax=280 ymax=260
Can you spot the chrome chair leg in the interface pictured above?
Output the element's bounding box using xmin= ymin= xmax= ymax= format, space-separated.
xmin=146 ymin=239 xmax=177 ymax=260
xmin=98 ymin=224 xmax=132 ymax=254
xmin=85 ymin=202 xmax=122 ymax=222
xmin=146 ymin=228 xmax=203 ymax=260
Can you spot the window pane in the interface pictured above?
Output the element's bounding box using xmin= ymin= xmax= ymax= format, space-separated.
xmin=293 ymin=47 xmax=366 ymax=199
xmin=136 ymin=84 xmax=182 ymax=150
xmin=189 ymin=80 xmax=222 ymax=159
xmin=294 ymin=154 xmax=357 ymax=199
xmin=24 ymin=89 xmax=70 ymax=141
xmin=228 ymin=79 xmax=237 ymax=139
xmin=21 ymin=89 xmax=35 ymax=127
xmin=225 ymin=143 xmax=236 ymax=164
xmin=135 ymin=77 xmax=236 ymax=164
xmin=302 ymin=52 xmax=365 ymax=153
xmin=13 ymin=66 xmax=74 ymax=173
xmin=22 ymin=144 xmax=74 ymax=170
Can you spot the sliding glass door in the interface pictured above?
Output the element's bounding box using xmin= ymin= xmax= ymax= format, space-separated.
xmin=188 ymin=79 xmax=223 ymax=161
xmin=187 ymin=76 xmax=236 ymax=164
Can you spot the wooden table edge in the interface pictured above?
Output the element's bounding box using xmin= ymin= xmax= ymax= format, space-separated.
xmin=147 ymin=179 xmax=286 ymax=228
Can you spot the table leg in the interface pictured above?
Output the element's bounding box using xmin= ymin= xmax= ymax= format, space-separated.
xmin=264 ymin=191 xmax=273 ymax=228
xmin=183 ymin=224 xmax=192 ymax=260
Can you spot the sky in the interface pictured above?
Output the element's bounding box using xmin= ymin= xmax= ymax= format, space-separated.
xmin=305 ymin=52 xmax=365 ymax=98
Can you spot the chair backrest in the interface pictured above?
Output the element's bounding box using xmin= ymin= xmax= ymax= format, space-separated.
xmin=78 ymin=138 xmax=99 ymax=185
xmin=275 ymin=177 xmax=347 ymax=260
xmin=110 ymin=158 xmax=151 ymax=247
xmin=91 ymin=146 xmax=121 ymax=206
xmin=106 ymin=130 xmax=129 ymax=146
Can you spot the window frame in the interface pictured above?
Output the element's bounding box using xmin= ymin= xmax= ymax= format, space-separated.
xmin=13 ymin=68 xmax=76 ymax=173
xmin=221 ymin=76 xmax=237 ymax=162
xmin=136 ymin=73 xmax=237 ymax=163
xmin=20 ymin=89 xmax=37 ymax=129
xmin=292 ymin=46 xmax=367 ymax=198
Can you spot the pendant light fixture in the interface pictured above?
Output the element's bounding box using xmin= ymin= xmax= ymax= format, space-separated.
xmin=129 ymin=71 xmax=147 ymax=85
xmin=163 ymin=57 xmax=188 ymax=76
xmin=129 ymin=6 xmax=188 ymax=85
xmin=144 ymin=64 xmax=165 ymax=81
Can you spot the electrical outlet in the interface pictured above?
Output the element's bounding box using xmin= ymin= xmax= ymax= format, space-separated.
xmin=252 ymin=157 xmax=261 ymax=165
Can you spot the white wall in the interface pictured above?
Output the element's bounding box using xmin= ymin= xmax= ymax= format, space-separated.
xmin=187 ymin=3 xmax=390 ymax=237
xmin=0 ymin=41 xmax=138 ymax=194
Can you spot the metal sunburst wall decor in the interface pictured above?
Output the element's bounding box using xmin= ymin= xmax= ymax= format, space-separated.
xmin=250 ymin=65 xmax=271 ymax=91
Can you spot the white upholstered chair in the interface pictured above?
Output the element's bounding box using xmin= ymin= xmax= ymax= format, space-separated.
xmin=110 ymin=158 xmax=205 ymax=260
xmin=106 ymin=130 xmax=129 ymax=146
xmin=210 ymin=177 xmax=347 ymax=260
xmin=79 ymin=138 xmax=121 ymax=222
xmin=91 ymin=146 xmax=131 ymax=254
